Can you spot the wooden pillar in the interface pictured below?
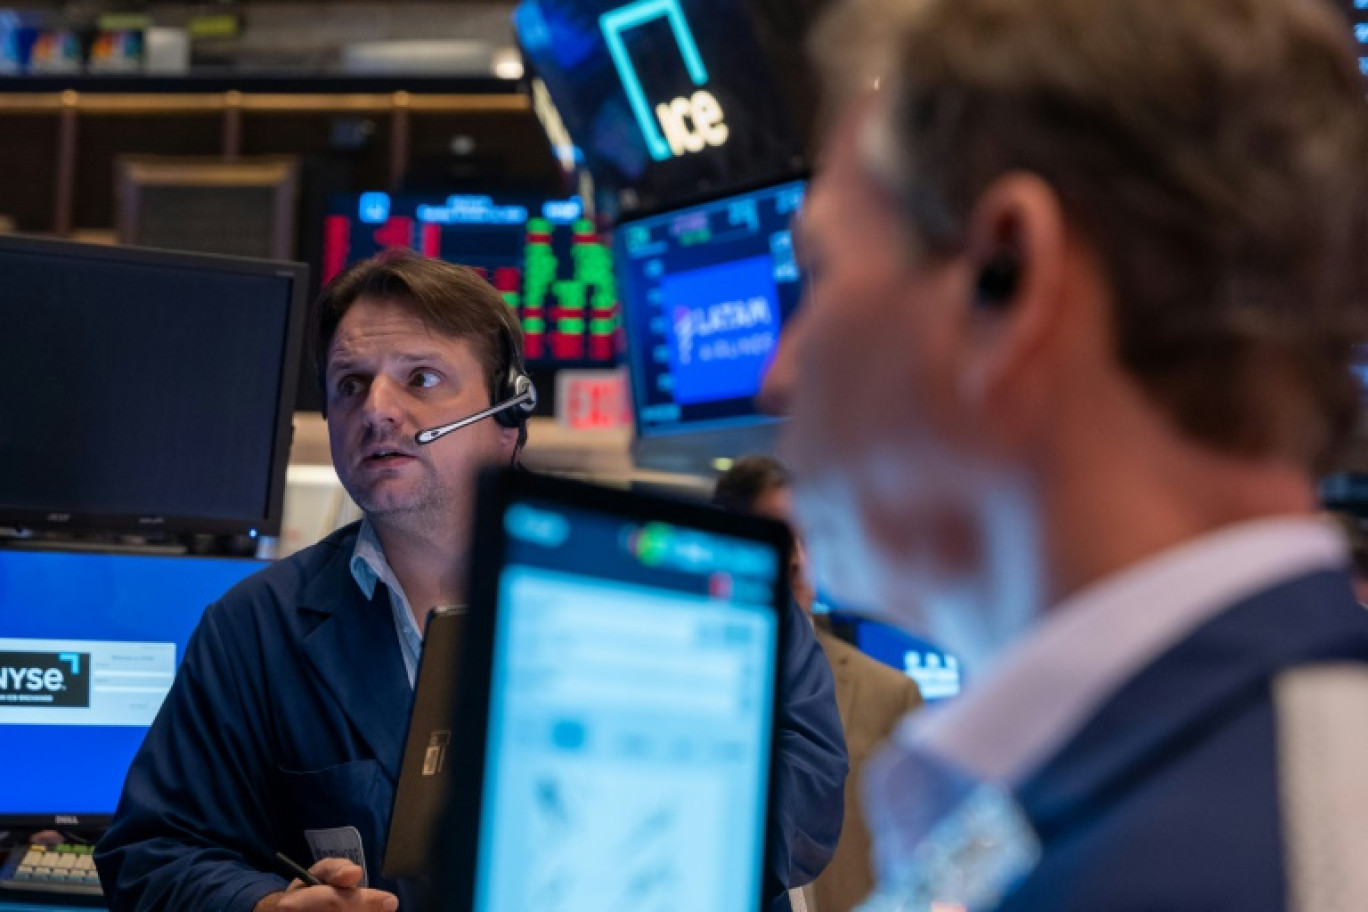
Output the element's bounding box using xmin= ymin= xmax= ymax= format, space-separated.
xmin=222 ymin=90 xmax=243 ymax=160
xmin=54 ymin=90 xmax=79 ymax=236
xmin=389 ymin=91 xmax=411 ymax=191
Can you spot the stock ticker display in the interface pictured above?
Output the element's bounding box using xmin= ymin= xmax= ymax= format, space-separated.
xmin=616 ymin=179 xmax=806 ymax=436
xmin=322 ymin=193 xmax=619 ymax=367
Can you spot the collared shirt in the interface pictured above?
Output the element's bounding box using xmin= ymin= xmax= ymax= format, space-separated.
xmin=895 ymin=516 xmax=1347 ymax=787
xmin=349 ymin=519 xmax=424 ymax=688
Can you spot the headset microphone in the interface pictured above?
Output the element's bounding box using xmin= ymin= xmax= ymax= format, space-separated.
xmin=415 ymin=375 xmax=538 ymax=446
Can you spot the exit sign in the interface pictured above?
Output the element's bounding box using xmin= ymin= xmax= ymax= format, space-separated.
xmin=555 ymin=369 xmax=632 ymax=430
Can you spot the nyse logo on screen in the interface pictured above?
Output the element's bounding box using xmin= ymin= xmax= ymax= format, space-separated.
xmin=0 ymin=651 xmax=91 ymax=707
xmin=601 ymin=0 xmax=730 ymax=161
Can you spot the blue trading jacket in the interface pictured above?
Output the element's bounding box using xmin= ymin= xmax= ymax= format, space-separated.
xmin=94 ymin=522 xmax=847 ymax=912
xmin=996 ymin=570 xmax=1368 ymax=912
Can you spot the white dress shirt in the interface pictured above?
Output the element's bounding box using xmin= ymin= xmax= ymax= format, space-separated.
xmin=349 ymin=519 xmax=424 ymax=688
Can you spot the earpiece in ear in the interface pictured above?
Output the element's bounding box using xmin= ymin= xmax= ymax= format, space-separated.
xmin=974 ymin=254 xmax=1020 ymax=309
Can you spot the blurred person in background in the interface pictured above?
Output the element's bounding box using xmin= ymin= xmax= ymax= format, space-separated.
xmin=715 ymin=455 xmax=921 ymax=912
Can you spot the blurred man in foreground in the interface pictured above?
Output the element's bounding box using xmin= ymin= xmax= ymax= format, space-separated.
xmin=771 ymin=0 xmax=1368 ymax=907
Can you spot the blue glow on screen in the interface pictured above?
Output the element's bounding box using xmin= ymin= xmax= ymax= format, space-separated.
xmin=475 ymin=503 xmax=780 ymax=911
xmin=0 ymin=549 xmax=265 ymax=816
xmin=852 ymin=619 xmax=962 ymax=702
xmin=661 ymin=255 xmax=779 ymax=405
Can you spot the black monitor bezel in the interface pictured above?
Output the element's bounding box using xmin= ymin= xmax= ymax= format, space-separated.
xmin=0 ymin=233 xmax=308 ymax=539
xmin=435 ymin=467 xmax=792 ymax=912
xmin=0 ymin=809 xmax=113 ymax=831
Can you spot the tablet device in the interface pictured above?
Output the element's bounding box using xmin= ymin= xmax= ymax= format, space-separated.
xmin=434 ymin=468 xmax=790 ymax=912
xmin=384 ymin=605 xmax=467 ymax=879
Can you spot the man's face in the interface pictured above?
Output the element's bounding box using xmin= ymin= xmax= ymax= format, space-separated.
xmin=325 ymin=295 xmax=518 ymax=529
xmin=777 ymin=102 xmax=1037 ymax=662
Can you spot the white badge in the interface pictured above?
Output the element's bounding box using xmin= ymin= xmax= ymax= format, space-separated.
xmin=305 ymin=826 xmax=369 ymax=887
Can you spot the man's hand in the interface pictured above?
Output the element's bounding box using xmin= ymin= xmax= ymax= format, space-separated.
xmin=254 ymin=858 xmax=398 ymax=912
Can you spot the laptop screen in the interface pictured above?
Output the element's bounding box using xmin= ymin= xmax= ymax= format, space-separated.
xmin=473 ymin=495 xmax=782 ymax=912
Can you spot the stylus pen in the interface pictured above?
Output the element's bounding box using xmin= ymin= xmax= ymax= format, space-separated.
xmin=274 ymin=851 xmax=324 ymax=887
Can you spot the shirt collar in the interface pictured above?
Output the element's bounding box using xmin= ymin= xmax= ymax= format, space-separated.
xmin=899 ymin=515 xmax=1347 ymax=786
xmin=350 ymin=518 xmax=400 ymax=603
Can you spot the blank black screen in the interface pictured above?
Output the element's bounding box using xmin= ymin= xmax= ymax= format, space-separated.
xmin=0 ymin=249 xmax=295 ymax=529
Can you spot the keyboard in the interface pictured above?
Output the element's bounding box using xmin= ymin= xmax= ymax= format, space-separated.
xmin=0 ymin=844 xmax=103 ymax=904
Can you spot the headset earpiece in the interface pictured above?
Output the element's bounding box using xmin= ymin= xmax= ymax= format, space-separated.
xmin=492 ymin=309 xmax=537 ymax=430
xmin=412 ymin=306 xmax=539 ymax=448
xmin=974 ymin=254 xmax=1020 ymax=309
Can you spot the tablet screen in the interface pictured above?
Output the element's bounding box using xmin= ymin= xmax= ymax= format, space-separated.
xmin=474 ymin=499 xmax=781 ymax=911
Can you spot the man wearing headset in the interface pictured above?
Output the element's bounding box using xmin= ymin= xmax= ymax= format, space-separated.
xmin=763 ymin=0 xmax=1368 ymax=907
xmin=96 ymin=250 xmax=847 ymax=912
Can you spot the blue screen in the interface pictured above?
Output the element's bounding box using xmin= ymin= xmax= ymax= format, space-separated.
xmin=840 ymin=615 xmax=963 ymax=703
xmin=617 ymin=179 xmax=805 ymax=437
xmin=0 ymin=549 xmax=266 ymax=817
xmin=475 ymin=502 xmax=780 ymax=911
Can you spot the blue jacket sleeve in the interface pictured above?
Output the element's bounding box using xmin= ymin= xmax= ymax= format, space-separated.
xmin=767 ymin=600 xmax=848 ymax=904
xmin=94 ymin=602 xmax=289 ymax=912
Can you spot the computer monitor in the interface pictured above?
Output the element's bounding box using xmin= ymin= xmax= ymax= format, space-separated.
xmin=0 ymin=235 xmax=308 ymax=539
xmin=615 ymin=178 xmax=805 ymax=470
xmin=514 ymin=0 xmax=820 ymax=220
xmin=439 ymin=469 xmax=788 ymax=912
xmin=0 ymin=548 xmax=267 ymax=827
xmin=320 ymin=192 xmax=619 ymax=368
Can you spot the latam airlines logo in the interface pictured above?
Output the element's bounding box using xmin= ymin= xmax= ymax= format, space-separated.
xmin=0 ymin=651 xmax=91 ymax=707
xmin=600 ymin=0 xmax=729 ymax=161
xmin=672 ymin=296 xmax=773 ymax=367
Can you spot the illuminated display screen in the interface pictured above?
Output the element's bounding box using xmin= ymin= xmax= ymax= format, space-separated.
xmin=0 ymin=549 xmax=267 ymax=823
xmin=616 ymin=179 xmax=805 ymax=437
xmin=515 ymin=0 xmax=814 ymax=220
xmin=322 ymin=193 xmax=620 ymax=367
